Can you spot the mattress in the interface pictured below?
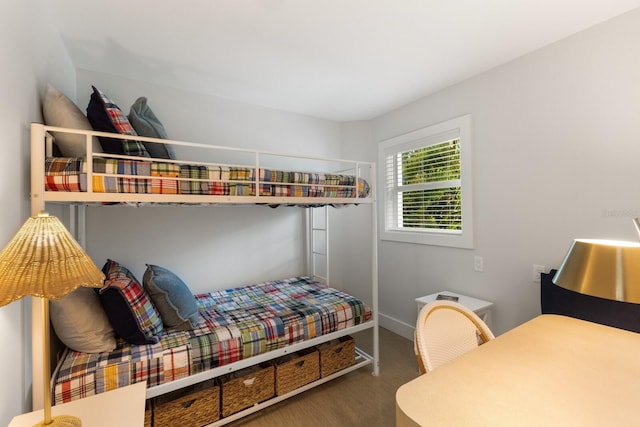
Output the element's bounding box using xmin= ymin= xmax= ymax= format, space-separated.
xmin=52 ymin=276 xmax=371 ymax=404
xmin=44 ymin=157 xmax=370 ymax=199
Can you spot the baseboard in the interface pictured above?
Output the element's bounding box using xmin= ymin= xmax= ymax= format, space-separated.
xmin=379 ymin=312 xmax=415 ymax=341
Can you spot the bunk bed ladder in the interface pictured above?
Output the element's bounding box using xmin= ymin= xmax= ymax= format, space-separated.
xmin=308 ymin=206 xmax=329 ymax=285
xmin=307 ymin=203 xmax=380 ymax=378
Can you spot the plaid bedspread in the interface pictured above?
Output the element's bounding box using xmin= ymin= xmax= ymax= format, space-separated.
xmin=45 ymin=157 xmax=370 ymax=199
xmin=52 ymin=277 xmax=371 ymax=404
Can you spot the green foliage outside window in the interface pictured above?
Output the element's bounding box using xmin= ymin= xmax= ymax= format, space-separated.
xmin=399 ymin=139 xmax=461 ymax=230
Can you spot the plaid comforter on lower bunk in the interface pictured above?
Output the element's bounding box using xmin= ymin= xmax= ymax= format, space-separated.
xmin=52 ymin=277 xmax=371 ymax=404
xmin=44 ymin=157 xmax=370 ymax=198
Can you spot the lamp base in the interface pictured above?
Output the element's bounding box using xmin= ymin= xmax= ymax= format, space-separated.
xmin=33 ymin=414 xmax=82 ymax=427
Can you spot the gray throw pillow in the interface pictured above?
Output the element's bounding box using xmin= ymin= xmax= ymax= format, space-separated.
xmin=143 ymin=264 xmax=199 ymax=330
xmin=42 ymin=84 xmax=102 ymax=156
xmin=128 ymin=97 xmax=175 ymax=159
xmin=50 ymin=287 xmax=117 ymax=353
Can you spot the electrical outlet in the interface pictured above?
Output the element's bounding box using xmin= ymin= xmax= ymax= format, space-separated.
xmin=474 ymin=256 xmax=484 ymax=272
xmin=532 ymin=264 xmax=546 ymax=282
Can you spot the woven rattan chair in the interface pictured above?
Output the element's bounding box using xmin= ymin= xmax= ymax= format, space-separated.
xmin=414 ymin=300 xmax=495 ymax=374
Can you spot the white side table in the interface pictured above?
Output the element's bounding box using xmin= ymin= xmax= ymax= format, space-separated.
xmin=9 ymin=382 xmax=147 ymax=427
xmin=416 ymin=291 xmax=494 ymax=329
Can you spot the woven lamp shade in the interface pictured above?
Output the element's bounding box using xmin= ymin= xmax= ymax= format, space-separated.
xmin=0 ymin=213 xmax=104 ymax=306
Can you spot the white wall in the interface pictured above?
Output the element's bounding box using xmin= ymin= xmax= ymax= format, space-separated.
xmin=0 ymin=1 xmax=76 ymax=424
xmin=73 ymin=71 xmax=344 ymax=292
xmin=333 ymin=122 xmax=376 ymax=304
xmin=364 ymin=8 xmax=640 ymax=337
xmin=75 ymin=71 xmax=342 ymax=159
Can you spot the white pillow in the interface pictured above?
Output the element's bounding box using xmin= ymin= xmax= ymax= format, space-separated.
xmin=42 ymin=84 xmax=102 ymax=156
xmin=50 ymin=287 xmax=117 ymax=353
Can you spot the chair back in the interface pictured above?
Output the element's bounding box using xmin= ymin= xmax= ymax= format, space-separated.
xmin=414 ymin=300 xmax=494 ymax=374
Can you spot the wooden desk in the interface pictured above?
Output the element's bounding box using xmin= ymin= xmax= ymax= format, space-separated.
xmin=396 ymin=314 xmax=640 ymax=426
xmin=9 ymin=382 xmax=147 ymax=427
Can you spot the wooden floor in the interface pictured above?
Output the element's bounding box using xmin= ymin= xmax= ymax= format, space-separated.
xmin=228 ymin=328 xmax=418 ymax=427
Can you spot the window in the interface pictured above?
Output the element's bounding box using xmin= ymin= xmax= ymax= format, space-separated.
xmin=379 ymin=115 xmax=473 ymax=248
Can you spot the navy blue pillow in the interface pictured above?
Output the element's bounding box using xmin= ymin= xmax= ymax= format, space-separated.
xmin=99 ymin=259 xmax=163 ymax=344
xmin=86 ymin=86 xmax=149 ymax=157
xmin=541 ymin=270 xmax=640 ymax=333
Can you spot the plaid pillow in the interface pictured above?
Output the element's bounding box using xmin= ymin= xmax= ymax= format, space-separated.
xmin=86 ymin=86 xmax=150 ymax=157
xmin=99 ymin=259 xmax=163 ymax=344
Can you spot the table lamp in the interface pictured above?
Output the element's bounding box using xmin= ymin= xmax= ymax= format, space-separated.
xmin=0 ymin=212 xmax=104 ymax=427
xmin=553 ymin=237 xmax=640 ymax=304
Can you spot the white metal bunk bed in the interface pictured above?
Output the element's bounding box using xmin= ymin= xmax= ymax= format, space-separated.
xmin=30 ymin=123 xmax=379 ymax=425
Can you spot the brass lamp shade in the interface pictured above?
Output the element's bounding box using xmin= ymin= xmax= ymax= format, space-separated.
xmin=0 ymin=213 xmax=104 ymax=306
xmin=553 ymin=239 xmax=640 ymax=304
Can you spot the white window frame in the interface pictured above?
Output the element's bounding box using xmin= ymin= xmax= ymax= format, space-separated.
xmin=378 ymin=115 xmax=473 ymax=249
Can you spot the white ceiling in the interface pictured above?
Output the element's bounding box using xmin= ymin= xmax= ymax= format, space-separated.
xmin=49 ymin=0 xmax=640 ymax=122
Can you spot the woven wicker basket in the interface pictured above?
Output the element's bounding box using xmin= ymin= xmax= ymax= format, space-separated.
xmin=318 ymin=335 xmax=356 ymax=377
xmin=275 ymin=348 xmax=320 ymax=395
xmin=153 ymin=379 xmax=220 ymax=427
xmin=220 ymin=363 xmax=275 ymax=417
xmin=144 ymin=400 xmax=152 ymax=427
